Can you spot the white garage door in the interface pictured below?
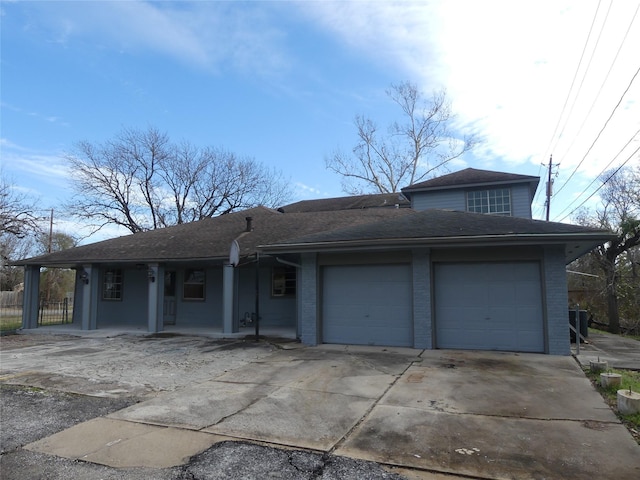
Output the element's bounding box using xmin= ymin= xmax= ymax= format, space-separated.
xmin=322 ymin=264 xmax=413 ymax=347
xmin=435 ymin=262 xmax=544 ymax=352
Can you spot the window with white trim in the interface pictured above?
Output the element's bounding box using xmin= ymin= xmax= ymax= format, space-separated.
xmin=272 ymin=266 xmax=296 ymax=297
xmin=183 ymin=269 xmax=205 ymax=300
xmin=103 ymin=268 xmax=123 ymax=300
xmin=467 ymin=188 xmax=511 ymax=215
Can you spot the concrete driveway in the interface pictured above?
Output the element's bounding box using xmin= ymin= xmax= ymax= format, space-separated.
xmin=2 ymin=332 xmax=639 ymax=479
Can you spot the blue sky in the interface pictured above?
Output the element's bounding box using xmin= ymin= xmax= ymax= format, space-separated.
xmin=2 ymin=1 xmax=639 ymax=243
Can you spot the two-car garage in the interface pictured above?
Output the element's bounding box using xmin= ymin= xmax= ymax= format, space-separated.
xmin=320 ymin=261 xmax=545 ymax=353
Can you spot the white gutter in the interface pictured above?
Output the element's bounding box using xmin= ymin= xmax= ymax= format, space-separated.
xmin=259 ymin=232 xmax=614 ymax=252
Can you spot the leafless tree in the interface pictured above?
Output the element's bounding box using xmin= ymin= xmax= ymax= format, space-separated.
xmin=326 ymin=82 xmax=478 ymax=194
xmin=35 ymin=231 xmax=78 ymax=302
xmin=65 ymin=127 xmax=292 ymax=234
xmin=0 ymin=172 xmax=40 ymax=239
xmin=572 ymin=165 xmax=640 ymax=334
xmin=0 ymin=172 xmax=42 ymax=289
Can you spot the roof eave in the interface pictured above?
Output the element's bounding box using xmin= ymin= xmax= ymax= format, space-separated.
xmin=12 ymin=254 xmax=235 ymax=268
xmin=402 ymin=177 xmax=540 ymax=195
xmin=259 ymin=232 xmax=614 ymax=260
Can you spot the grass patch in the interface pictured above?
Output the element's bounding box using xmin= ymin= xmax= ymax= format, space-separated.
xmin=584 ymin=367 xmax=640 ymax=443
xmin=1 ymin=315 xmax=22 ymax=334
xmin=588 ymin=327 xmax=640 ymax=341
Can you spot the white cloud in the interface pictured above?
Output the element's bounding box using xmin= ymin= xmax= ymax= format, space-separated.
xmin=0 ymin=140 xmax=70 ymax=200
xmin=25 ymin=1 xmax=290 ymax=76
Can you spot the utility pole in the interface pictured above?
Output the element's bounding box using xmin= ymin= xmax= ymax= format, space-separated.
xmin=544 ymin=155 xmax=558 ymax=221
xmin=48 ymin=209 xmax=54 ymax=253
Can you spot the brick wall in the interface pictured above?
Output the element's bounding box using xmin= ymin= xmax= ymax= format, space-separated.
xmin=299 ymin=253 xmax=318 ymax=345
xmin=544 ymin=246 xmax=570 ymax=355
xmin=412 ymin=249 xmax=432 ymax=349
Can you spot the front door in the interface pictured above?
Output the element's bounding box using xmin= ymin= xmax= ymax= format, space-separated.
xmin=163 ymin=270 xmax=177 ymax=325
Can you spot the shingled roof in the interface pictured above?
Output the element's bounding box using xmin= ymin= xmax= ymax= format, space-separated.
xmin=401 ymin=168 xmax=540 ymax=194
xmin=16 ymin=206 xmax=414 ymax=267
xmin=279 ymin=192 xmax=409 ymax=213
xmin=16 ymin=179 xmax=611 ymax=267
xmin=260 ymin=209 xmax=613 ymax=263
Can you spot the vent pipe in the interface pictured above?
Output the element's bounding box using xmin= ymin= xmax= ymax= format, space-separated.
xmin=245 ymin=216 xmax=253 ymax=232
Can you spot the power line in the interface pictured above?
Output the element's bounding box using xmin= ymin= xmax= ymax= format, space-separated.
xmin=554 ymin=2 xmax=639 ymax=165
xmin=552 ymin=63 xmax=640 ymax=198
xmin=554 ymin=139 xmax=640 ymax=222
xmin=552 ymin=128 xmax=639 ymax=221
xmin=540 ymin=0 xmax=603 ymax=165
xmin=533 ymin=2 xmax=603 ymax=216
xmin=549 ymin=0 xmax=614 ymax=158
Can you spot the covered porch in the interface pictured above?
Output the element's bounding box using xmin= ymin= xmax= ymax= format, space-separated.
xmin=20 ymin=254 xmax=300 ymax=339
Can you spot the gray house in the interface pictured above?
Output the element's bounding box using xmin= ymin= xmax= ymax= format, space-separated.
xmin=17 ymin=168 xmax=612 ymax=354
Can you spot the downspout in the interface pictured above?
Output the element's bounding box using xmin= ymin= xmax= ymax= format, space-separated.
xmin=255 ymin=252 xmax=260 ymax=342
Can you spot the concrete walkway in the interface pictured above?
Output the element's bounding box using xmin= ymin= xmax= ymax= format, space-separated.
xmin=19 ymin=343 xmax=640 ymax=480
xmin=573 ymin=331 xmax=640 ymax=370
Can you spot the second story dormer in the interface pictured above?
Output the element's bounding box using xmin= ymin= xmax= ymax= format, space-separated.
xmin=401 ymin=168 xmax=540 ymax=219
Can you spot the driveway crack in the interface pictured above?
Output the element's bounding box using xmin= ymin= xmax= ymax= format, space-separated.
xmin=328 ymin=352 xmax=425 ymax=454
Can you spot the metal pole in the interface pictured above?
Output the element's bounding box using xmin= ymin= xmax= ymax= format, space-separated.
xmin=255 ymin=253 xmax=260 ymax=342
xmin=48 ymin=209 xmax=54 ymax=253
xmin=575 ymin=304 xmax=580 ymax=355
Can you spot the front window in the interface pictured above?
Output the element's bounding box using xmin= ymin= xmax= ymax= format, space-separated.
xmin=103 ymin=269 xmax=123 ymax=300
xmin=467 ymin=188 xmax=511 ymax=215
xmin=183 ymin=269 xmax=205 ymax=300
xmin=272 ymin=266 xmax=296 ymax=297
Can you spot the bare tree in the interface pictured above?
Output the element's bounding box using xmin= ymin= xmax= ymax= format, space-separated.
xmin=326 ymin=82 xmax=478 ymax=194
xmin=0 ymin=171 xmax=40 ymax=239
xmin=0 ymin=172 xmax=42 ymax=290
xmin=65 ymin=127 xmax=292 ymax=234
xmin=0 ymin=234 xmax=34 ymax=291
xmin=572 ymin=166 xmax=640 ymax=334
xmin=35 ymin=231 xmax=78 ymax=303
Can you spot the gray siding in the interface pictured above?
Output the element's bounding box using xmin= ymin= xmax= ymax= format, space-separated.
xmin=97 ymin=268 xmax=147 ymax=327
xmin=411 ymin=183 xmax=534 ymax=219
xmin=511 ymin=184 xmax=533 ymax=218
xmin=172 ymin=268 xmax=223 ymax=327
xmin=411 ymin=189 xmax=464 ymax=211
xmin=236 ymin=267 xmax=296 ymax=327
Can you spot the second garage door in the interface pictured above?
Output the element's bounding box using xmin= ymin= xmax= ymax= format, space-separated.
xmin=322 ymin=264 xmax=413 ymax=347
xmin=434 ymin=262 xmax=544 ymax=353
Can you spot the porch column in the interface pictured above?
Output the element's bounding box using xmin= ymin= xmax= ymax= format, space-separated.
xmin=80 ymin=265 xmax=99 ymax=330
xmin=147 ymin=263 xmax=163 ymax=333
xmin=222 ymin=263 xmax=235 ymax=333
xmin=299 ymin=253 xmax=318 ymax=345
xmin=22 ymin=265 xmax=40 ymax=329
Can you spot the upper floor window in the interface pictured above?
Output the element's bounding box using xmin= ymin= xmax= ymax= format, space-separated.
xmin=467 ymin=188 xmax=511 ymax=216
xmin=272 ymin=266 xmax=296 ymax=297
xmin=103 ymin=268 xmax=123 ymax=300
xmin=184 ymin=269 xmax=205 ymax=300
